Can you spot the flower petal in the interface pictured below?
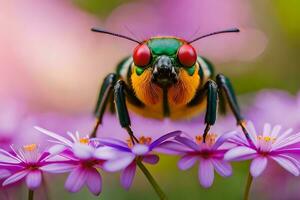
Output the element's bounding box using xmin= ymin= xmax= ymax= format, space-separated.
xmin=0 ymin=148 xmax=22 ymax=164
xmin=120 ymin=162 xmax=136 ymax=190
xmin=35 ymin=126 xmax=73 ymax=146
xmin=247 ymin=121 xmax=258 ymax=139
xmin=198 ymin=159 xmax=214 ymax=188
xmin=273 ymin=132 xmax=300 ymax=150
xmin=86 ymin=168 xmax=102 ymax=196
xmin=250 ymin=156 xmax=267 ymax=177
xmin=3 ymin=170 xmax=29 ymax=187
xmin=131 ymin=144 xmax=149 ymax=155
xmin=65 ymin=166 xmax=88 ymax=193
xmin=271 ymin=156 xmax=299 ymax=176
xmin=178 ymin=155 xmax=197 ymax=170
xmin=93 ymin=146 xmax=119 ymax=160
xmin=0 ymin=169 xmax=11 ymax=179
xmin=142 ymin=155 xmax=159 ymax=164
xmin=175 ymin=136 xmax=199 ymax=151
xmin=0 ymin=152 xmax=21 ymax=164
xmin=150 ymin=131 xmax=182 ymax=150
xmin=103 ymin=154 xmax=135 ymax=172
xmin=72 ymin=143 xmax=94 ymax=160
xmin=98 ymin=138 xmax=131 ymax=152
xmin=40 ymin=163 xmax=77 ymax=173
xmin=270 ymin=125 xmax=282 ymax=138
xmin=224 ymin=146 xmax=257 ymax=161
xmin=211 ymin=159 xmax=232 ymax=177
xmin=26 ymin=170 xmax=42 ymax=190
xmin=262 ymin=123 xmax=272 ymax=137
xmin=155 ymin=141 xmax=189 ymax=154
xmin=212 ymin=131 xmax=238 ymax=150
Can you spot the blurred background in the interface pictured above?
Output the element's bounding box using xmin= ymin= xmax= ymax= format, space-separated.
xmin=0 ymin=0 xmax=299 ymax=199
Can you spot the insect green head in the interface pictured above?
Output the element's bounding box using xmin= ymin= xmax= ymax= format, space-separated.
xmin=132 ymin=37 xmax=197 ymax=87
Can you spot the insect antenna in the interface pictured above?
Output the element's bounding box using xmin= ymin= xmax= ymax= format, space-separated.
xmin=124 ymin=25 xmax=143 ymax=43
xmin=91 ymin=27 xmax=142 ymax=44
xmin=188 ymin=28 xmax=240 ymax=44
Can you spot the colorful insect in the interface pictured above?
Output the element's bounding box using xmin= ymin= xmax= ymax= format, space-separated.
xmin=91 ymin=27 xmax=250 ymax=142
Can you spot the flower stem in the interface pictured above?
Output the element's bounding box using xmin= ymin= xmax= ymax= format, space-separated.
xmin=28 ymin=189 xmax=34 ymax=200
xmin=243 ymin=172 xmax=253 ymax=200
xmin=137 ymin=161 xmax=167 ymax=200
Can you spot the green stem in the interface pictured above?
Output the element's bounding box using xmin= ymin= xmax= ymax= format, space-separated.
xmin=28 ymin=189 xmax=34 ymax=200
xmin=137 ymin=161 xmax=167 ymax=200
xmin=243 ymin=172 xmax=253 ymax=200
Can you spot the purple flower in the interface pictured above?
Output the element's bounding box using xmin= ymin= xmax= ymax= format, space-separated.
xmin=0 ymin=143 xmax=63 ymax=190
xmin=35 ymin=127 xmax=111 ymax=196
xmin=98 ymin=131 xmax=181 ymax=190
xmin=173 ymin=131 xmax=237 ymax=188
xmin=225 ymin=121 xmax=300 ymax=177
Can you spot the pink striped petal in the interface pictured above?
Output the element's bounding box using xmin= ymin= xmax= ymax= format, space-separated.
xmin=211 ymin=159 xmax=232 ymax=177
xmin=0 ymin=169 xmax=11 ymax=179
xmin=178 ymin=155 xmax=197 ymax=170
xmin=65 ymin=166 xmax=88 ymax=193
xmin=26 ymin=170 xmax=42 ymax=190
xmin=86 ymin=168 xmax=102 ymax=196
xmin=40 ymin=163 xmax=76 ymax=173
xmin=120 ymin=162 xmax=136 ymax=190
xmin=198 ymin=159 xmax=214 ymax=188
xmin=250 ymin=156 xmax=267 ymax=177
xmin=224 ymin=146 xmax=257 ymax=161
xmin=103 ymin=154 xmax=135 ymax=172
xmin=3 ymin=170 xmax=29 ymax=187
xmin=271 ymin=156 xmax=299 ymax=176
xmin=0 ymin=153 xmax=20 ymax=164
xmin=142 ymin=155 xmax=159 ymax=164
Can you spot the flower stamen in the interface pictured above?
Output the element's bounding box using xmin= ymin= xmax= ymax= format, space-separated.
xmin=79 ymin=137 xmax=89 ymax=144
xmin=23 ymin=144 xmax=37 ymax=152
xmin=195 ymin=133 xmax=217 ymax=146
xmin=127 ymin=136 xmax=152 ymax=148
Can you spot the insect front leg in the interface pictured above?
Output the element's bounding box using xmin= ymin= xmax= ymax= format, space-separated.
xmin=91 ymin=73 xmax=117 ymax=137
xmin=202 ymin=80 xmax=218 ymax=142
xmin=114 ymin=80 xmax=142 ymax=143
xmin=216 ymin=74 xmax=251 ymax=140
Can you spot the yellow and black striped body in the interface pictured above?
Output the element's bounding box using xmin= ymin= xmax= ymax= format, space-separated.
xmin=116 ymin=56 xmax=214 ymax=120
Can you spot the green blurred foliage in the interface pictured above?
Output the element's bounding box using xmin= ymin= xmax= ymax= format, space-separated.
xmin=73 ymin=0 xmax=133 ymax=17
xmin=273 ymin=0 xmax=300 ymax=42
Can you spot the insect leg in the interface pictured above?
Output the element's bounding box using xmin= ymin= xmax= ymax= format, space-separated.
xmin=114 ymin=80 xmax=139 ymax=143
xmin=202 ymin=80 xmax=218 ymax=142
xmin=216 ymin=74 xmax=251 ymax=140
xmin=91 ymin=73 xmax=117 ymax=137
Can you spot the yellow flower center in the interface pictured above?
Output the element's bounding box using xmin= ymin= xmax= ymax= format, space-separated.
xmin=257 ymin=135 xmax=276 ymax=143
xmin=23 ymin=144 xmax=37 ymax=152
xmin=127 ymin=136 xmax=152 ymax=148
xmin=79 ymin=137 xmax=89 ymax=144
xmin=195 ymin=133 xmax=217 ymax=146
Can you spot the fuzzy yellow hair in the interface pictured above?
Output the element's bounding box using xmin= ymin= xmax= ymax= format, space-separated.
xmin=131 ymin=64 xmax=200 ymax=107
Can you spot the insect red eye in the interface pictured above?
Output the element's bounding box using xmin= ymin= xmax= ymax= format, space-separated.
xmin=178 ymin=44 xmax=197 ymax=67
xmin=133 ymin=44 xmax=151 ymax=67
